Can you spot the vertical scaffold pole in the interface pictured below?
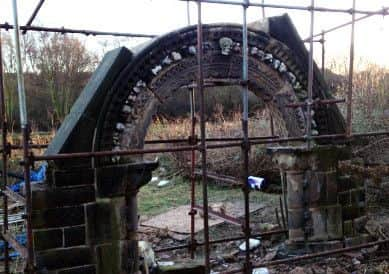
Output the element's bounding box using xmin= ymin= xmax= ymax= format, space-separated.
xmin=306 ymin=0 xmax=315 ymax=149
xmin=261 ymin=0 xmax=266 ymax=19
xmin=189 ymin=87 xmax=197 ymax=259
xmin=196 ymin=1 xmax=210 ymax=272
xmin=242 ymin=0 xmax=251 ymax=273
xmin=0 ymin=27 xmax=10 ymax=274
xmin=187 ymin=0 xmax=191 ymax=25
xmin=347 ymin=0 xmax=356 ymax=137
xmin=321 ymin=31 xmax=325 ymax=79
xmin=187 ymin=0 xmax=197 ymax=259
xmin=11 ymin=0 xmax=34 ymax=272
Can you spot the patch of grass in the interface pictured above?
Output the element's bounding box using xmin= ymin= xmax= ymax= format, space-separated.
xmin=138 ymin=175 xmax=277 ymax=217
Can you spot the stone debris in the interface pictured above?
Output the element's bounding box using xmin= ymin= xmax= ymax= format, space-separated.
xmin=375 ymin=261 xmax=389 ymax=273
xmin=222 ymin=250 xmax=239 ymax=263
xmin=352 ymin=257 xmax=361 ymax=266
xmin=290 ymin=266 xmax=313 ymax=274
xmin=157 ymin=180 xmax=171 ymax=187
xmin=239 ymin=238 xmax=261 ymax=251
xmin=158 ymin=261 xmax=175 ymax=267
xmin=252 ymin=268 xmax=269 ymax=274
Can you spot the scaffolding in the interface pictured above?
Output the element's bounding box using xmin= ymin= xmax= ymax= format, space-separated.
xmin=0 ymin=0 xmax=389 ymax=273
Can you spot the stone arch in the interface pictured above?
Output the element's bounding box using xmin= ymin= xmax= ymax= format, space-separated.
xmin=92 ymin=17 xmax=345 ymax=164
xmin=38 ymin=14 xmax=347 ymax=274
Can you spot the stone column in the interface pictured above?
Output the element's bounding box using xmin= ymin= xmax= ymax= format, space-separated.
xmin=91 ymin=161 xmax=158 ymax=274
xmin=268 ymin=145 xmax=349 ymax=249
xmin=32 ymin=160 xmax=157 ymax=274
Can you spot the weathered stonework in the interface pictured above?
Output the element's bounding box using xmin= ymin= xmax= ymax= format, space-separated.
xmin=32 ymin=161 xmax=157 ymax=274
xmin=268 ymin=145 xmax=365 ymax=249
xmin=34 ymin=13 xmax=349 ymax=273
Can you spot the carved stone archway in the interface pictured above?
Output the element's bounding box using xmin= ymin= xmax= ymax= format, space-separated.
xmin=34 ymin=14 xmax=346 ymax=274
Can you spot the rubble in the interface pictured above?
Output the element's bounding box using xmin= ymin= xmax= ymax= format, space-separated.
xmin=239 ymin=238 xmax=261 ymax=251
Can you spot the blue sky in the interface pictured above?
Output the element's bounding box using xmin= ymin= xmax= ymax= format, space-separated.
xmin=1 ymin=0 xmax=388 ymax=69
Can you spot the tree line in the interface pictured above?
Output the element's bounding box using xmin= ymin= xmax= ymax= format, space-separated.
xmin=1 ymin=31 xmax=388 ymax=133
xmin=1 ymin=32 xmax=98 ymax=132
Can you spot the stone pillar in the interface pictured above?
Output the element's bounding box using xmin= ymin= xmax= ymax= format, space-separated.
xmin=32 ymin=161 xmax=158 ymax=274
xmin=90 ymin=161 xmax=158 ymax=274
xmin=268 ymin=146 xmax=349 ymax=248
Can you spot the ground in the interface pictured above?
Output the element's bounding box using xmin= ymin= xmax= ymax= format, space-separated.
xmin=137 ymin=164 xmax=389 ymax=274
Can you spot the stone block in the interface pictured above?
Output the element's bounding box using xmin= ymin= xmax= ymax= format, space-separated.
xmin=286 ymin=172 xmax=304 ymax=209
xmin=95 ymin=241 xmax=132 ymax=274
xmin=95 ymin=165 xmax=128 ymax=198
xmin=57 ymin=265 xmax=96 ymax=274
xmin=32 ymin=206 xmax=85 ymax=229
xmin=158 ymin=261 xmax=206 ymax=274
xmin=288 ymin=209 xmax=305 ymax=242
xmin=288 ymin=208 xmax=304 ymax=230
xmin=52 ymin=168 xmax=95 ymax=187
xmin=307 ymin=171 xmax=326 ymax=205
xmin=35 ymin=247 xmax=92 ymax=270
xmin=325 ymin=172 xmax=338 ymax=204
xmin=338 ymin=191 xmax=351 ymax=206
xmin=309 ymin=207 xmax=327 ymax=241
xmin=64 ymin=226 xmax=86 ymax=247
xmin=85 ymin=198 xmax=126 ymax=245
xmin=344 ymin=234 xmax=373 ymax=247
xmin=343 ymin=220 xmax=354 ymax=237
xmin=32 ymin=185 xmax=95 ymax=210
xmin=350 ymin=188 xmax=365 ymax=204
xmin=326 ymin=205 xmax=343 ymax=239
xmin=34 ymin=229 xmax=63 ymax=251
xmin=342 ymin=205 xmax=361 ymax=221
xmin=337 ymin=175 xmax=364 ymax=192
xmin=95 ymin=161 xmax=158 ymax=198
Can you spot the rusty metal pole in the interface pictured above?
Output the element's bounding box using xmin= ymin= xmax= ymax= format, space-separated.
xmin=269 ymin=113 xmax=275 ymax=136
xmin=0 ymin=29 xmax=10 ymax=274
xmin=347 ymin=0 xmax=356 ymax=137
xmin=242 ymin=1 xmax=251 ymax=273
xmin=321 ymin=31 xmax=325 ymax=79
xmin=306 ymin=0 xmax=315 ymax=149
xmin=187 ymin=0 xmax=191 ymax=25
xmin=11 ymin=0 xmax=34 ymax=272
xmin=187 ymin=1 xmax=197 ymax=258
xmin=261 ymin=0 xmax=266 ymax=19
xmin=189 ymin=87 xmax=197 ymax=259
xmin=306 ymin=7 xmax=389 ymax=42
xmin=196 ymin=1 xmax=210 ymax=272
xmin=1 ymin=23 xmax=157 ymax=38
xmin=22 ymin=0 xmax=45 ymax=34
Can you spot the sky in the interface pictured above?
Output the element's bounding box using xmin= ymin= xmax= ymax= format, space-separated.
xmin=0 ymin=0 xmax=389 ymax=70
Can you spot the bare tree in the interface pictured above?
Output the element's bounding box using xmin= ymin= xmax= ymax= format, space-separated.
xmin=1 ymin=33 xmax=18 ymax=131
xmin=25 ymin=32 xmax=98 ymax=128
xmin=1 ymin=31 xmax=98 ymax=130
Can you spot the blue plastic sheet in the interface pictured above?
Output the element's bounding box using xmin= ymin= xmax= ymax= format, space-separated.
xmin=0 ymin=233 xmax=26 ymax=260
xmin=1 ymin=164 xmax=46 ymax=260
xmin=10 ymin=164 xmax=46 ymax=193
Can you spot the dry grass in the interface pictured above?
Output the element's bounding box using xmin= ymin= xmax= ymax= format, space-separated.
xmin=328 ymin=59 xmax=389 ymax=133
xmin=146 ymin=107 xmax=280 ymax=183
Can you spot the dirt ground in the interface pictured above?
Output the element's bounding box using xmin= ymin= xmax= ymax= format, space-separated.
xmin=139 ymin=202 xmax=389 ymax=274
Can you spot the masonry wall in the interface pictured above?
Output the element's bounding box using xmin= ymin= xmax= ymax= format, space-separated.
xmin=337 ymin=174 xmax=366 ymax=238
xmin=32 ymin=162 xmax=157 ymax=274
